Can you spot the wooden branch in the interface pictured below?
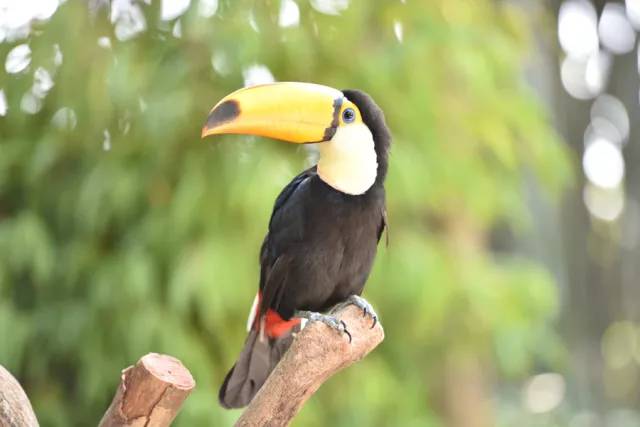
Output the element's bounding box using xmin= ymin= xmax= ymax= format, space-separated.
xmin=99 ymin=353 xmax=195 ymax=427
xmin=236 ymin=304 xmax=385 ymax=427
xmin=0 ymin=364 xmax=39 ymax=427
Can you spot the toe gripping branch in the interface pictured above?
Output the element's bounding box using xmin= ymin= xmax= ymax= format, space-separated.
xmin=337 ymin=295 xmax=378 ymax=329
xmin=295 ymin=295 xmax=379 ymax=343
xmin=294 ymin=311 xmax=352 ymax=343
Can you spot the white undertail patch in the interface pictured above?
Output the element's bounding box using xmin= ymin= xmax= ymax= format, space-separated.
xmin=246 ymin=292 xmax=259 ymax=332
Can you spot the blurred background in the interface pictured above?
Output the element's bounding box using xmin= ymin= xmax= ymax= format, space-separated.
xmin=0 ymin=0 xmax=639 ymax=426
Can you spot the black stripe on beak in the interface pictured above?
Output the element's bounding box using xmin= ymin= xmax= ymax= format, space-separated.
xmin=320 ymin=97 xmax=344 ymax=142
xmin=206 ymin=99 xmax=241 ymax=129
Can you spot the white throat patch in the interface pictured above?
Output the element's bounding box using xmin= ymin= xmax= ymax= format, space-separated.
xmin=317 ymin=124 xmax=378 ymax=195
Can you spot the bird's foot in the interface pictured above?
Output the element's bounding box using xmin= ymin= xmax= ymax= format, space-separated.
xmin=294 ymin=310 xmax=352 ymax=343
xmin=331 ymin=295 xmax=378 ymax=329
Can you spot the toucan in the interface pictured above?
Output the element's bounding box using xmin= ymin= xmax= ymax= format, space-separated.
xmin=201 ymin=82 xmax=391 ymax=408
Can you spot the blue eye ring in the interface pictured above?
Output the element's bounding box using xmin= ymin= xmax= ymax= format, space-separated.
xmin=342 ymin=108 xmax=355 ymax=123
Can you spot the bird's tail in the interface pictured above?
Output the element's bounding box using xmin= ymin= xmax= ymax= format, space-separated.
xmin=219 ymin=320 xmax=300 ymax=408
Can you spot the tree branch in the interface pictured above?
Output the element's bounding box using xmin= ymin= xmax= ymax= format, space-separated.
xmin=0 ymin=364 xmax=39 ymax=427
xmin=99 ymin=353 xmax=195 ymax=427
xmin=236 ymin=304 xmax=385 ymax=427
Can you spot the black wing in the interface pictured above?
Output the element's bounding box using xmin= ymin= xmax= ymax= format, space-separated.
xmin=258 ymin=166 xmax=316 ymax=317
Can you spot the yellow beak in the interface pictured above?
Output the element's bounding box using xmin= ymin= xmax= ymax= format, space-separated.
xmin=201 ymin=82 xmax=345 ymax=144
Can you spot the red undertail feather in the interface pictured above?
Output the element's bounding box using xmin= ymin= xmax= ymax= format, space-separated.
xmin=263 ymin=309 xmax=301 ymax=338
xmin=251 ymin=291 xmax=301 ymax=338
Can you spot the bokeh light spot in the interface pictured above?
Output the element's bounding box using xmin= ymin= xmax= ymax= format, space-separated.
xmin=248 ymin=9 xmax=259 ymax=32
xmin=584 ymin=50 xmax=611 ymax=94
xmin=279 ymin=0 xmax=300 ymax=28
xmin=33 ymin=67 xmax=54 ymax=98
xmin=51 ymin=107 xmax=77 ymax=131
xmin=198 ymin=0 xmax=218 ymax=18
xmin=310 ymin=0 xmax=349 ymax=15
xmin=20 ymin=90 xmax=42 ymax=114
xmin=584 ymin=117 xmax=622 ymax=148
xmin=111 ymin=0 xmax=147 ymax=41
xmin=558 ymin=0 xmax=599 ymax=58
xmin=0 ymin=0 xmax=59 ymax=41
xmin=172 ymin=20 xmax=182 ymax=38
xmin=5 ymin=44 xmax=31 ymax=74
xmin=242 ymin=64 xmax=275 ymax=87
xmin=161 ymin=0 xmax=191 ymax=21
xmin=0 ymin=89 xmax=7 ymax=116
xmin=561 ymin=56 xmax=598 ymax=99
xmin=599 ymin=3 xmax=636 ymax=55
xmin=627 ymin=0 xmax=640 ymax=28
xmin=522 ymin=373 xmax=566 ymax=414
xmin=98 ymin=36 xmax=112 ymax=49
xmin=103 ymin=129 xmax=112 ymax=151
xmin=53 ymin=43 xmax=63 ymax=66
xmin=583 ymin=183 xmax=624 ymax=221
xmin=582 ymin=138 xmax=625 ymax=189
xmin=590 ymin=94 xmax=630 ymax=144
xmin=393 ymin=20 xmax=403 ymax=43
xmin=211 ymin=51 xmax=231 ymax=76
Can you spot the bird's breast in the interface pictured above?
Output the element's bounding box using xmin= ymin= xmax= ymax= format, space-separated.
xmin=305 ymin=179 xmax=382 ymax=276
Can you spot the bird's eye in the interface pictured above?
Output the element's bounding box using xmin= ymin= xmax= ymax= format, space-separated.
xmin=342 ymin=108 xmax=355 ymax=123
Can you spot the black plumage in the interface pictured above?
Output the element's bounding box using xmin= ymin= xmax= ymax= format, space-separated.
xmin=219 ymin=89 xmax=391 ymax=409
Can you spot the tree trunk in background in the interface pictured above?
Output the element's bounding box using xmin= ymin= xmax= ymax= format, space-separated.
xmin=442 ymin=352 xmax=493 ymax=427
xmin=517 ymin=0 xmax=640 ymax=415
xmin=440 ymin=218 xmax=493 ymax=427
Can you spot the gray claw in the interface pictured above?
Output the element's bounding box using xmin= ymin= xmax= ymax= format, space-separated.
xmin=340 ymin=320 xmax=352 ymax=343
xmin=345 ymin=295 xmax=378 ymax=329
xmin=295 ymin=310 xmax=352 ymax=342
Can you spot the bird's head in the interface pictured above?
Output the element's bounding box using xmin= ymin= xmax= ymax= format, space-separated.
xmin=202 ymin=82 xmax=390 ymax=195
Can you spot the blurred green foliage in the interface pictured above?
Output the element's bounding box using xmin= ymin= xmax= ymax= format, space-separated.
xmin=0 ymin=1 xmax=571 ymax=426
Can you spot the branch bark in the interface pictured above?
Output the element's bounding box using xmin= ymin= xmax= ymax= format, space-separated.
xmin=99 ymin=353 xmax=195 ymax=427
xmin=236 ymin=304 xmax=385 ymax=427
xmin=0 ymin=364 xmax=39 ymax=427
